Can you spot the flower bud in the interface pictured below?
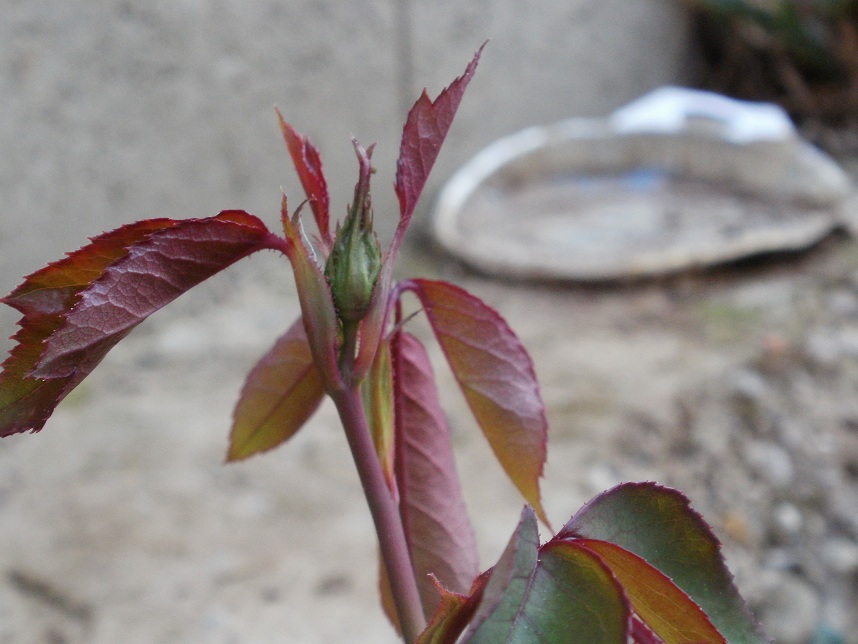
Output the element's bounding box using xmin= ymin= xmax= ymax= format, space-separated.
xmin=324 ymin=194 xmax=382 ymax=324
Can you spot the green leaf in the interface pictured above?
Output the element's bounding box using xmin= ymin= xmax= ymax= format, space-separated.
xmin=528 ymin=541 xmax=631 ymax=643
xmin=361 ymin=337 xmax=396 ymax=492
xmin=576 ymin=538 xmax=726 ymax=643
xmin=465 ymin=507 xmax=631 ymax=643
xmin=464 ymin=506 xmax=541 ymax=640
xmin=280 ymin=197 xmax=342 ymax=392
xmin=560 ymin=482 xmax=767 ymax=643
xmin=228 ymin=318 xmax=324 ymax=461
xmin=403 ymin=278 xmax=549 ymax=525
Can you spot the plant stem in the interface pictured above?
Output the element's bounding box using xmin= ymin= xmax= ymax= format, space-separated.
xmin=330 ymin=379 xmax=425 ymax=642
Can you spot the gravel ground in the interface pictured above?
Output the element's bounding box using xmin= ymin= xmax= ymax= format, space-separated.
xmin=1 ymin=155 xmax=857 ymax=643
xmin=1 ymin=230 xmax=857 ymax=642
xmin=8 ymin=4 xmax=858 ymax=643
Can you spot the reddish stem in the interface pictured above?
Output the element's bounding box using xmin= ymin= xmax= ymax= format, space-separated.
xmin=329 ymin=338 xmax=425 ymax=641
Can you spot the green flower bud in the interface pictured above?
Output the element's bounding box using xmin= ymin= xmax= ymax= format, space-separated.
xmin=324 ymin=180 xmax=382 ymax=324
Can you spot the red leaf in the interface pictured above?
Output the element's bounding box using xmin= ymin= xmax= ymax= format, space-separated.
xmin=276 ymin=110 xmax=331 ymax=249
xmin=1 ymin=219 xmax=176 ymax=435
xmin=35 ymin=210 xmax=280 ymax=378
xmin=394 ymin=44 xmax=483 ymax=224
xmin=631 ymin=615 xmax=668 ymax=644
xmin=393 ymin=332 xmax=479 ymax=617
xmin=0 ymin=210 xmax=282 ymax=435
xmin=355 ymin=47 xmax=484 ymax=380
xmin=4 ymin=219 xmax=171 ymax=318
xmin=575 ymin=538 xmax=726 ymax=643
xmin=403 ymin=278 xmax=549 ymax=525
xmin=228 ymin=318 xmax=324 ymax=461
xmin=0 ymin=319 xmax=93 ymax=437
xmin=417 ymin=572 xmax=490 ymax=644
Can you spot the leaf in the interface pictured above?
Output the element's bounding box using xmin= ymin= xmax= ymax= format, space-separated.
xmin=228 ymin=318 xmax=324 ymax=461
xmin=280 ymin=197 xmax=342 ymax=392
xmin=4 ymin=219 xmax=172 ymax=318
xmin=418 ymin=572 xmax=490 ymax=644
xmin=404 ymin=278 xmax=549 ymax=525
xmin=361 ymin=337 xmax=396 ymax=494
xmin=0 ymin=211 xmax=282 ymax=436
xmin=463 ymin=506 xmax=540 ymax=640
xmin=0 ymin=324 xmax=77 ymax=436
xmin=35 ymin=210 xmax=282 ymax=379
xmin=560 ymin=482 xmax=768 ymax=643
xmin=630 ymin=615 xmax=668 ymax=644
xmin=525 ymin=541 xmax=632 ymax=643
xmin=575 ymin=538 xmax=726 ymax=643
xmin=393 ymin=332 xmax=479 ymax=617
xmin=0 ymin=220 xmax=173 ymax=436
xmin=276 ymin=110 xmax=331 ymax=250
xmin=464 ymin=507 xmax=631 ymax=643
xmin=355 ymin=46 xmax=484 ymax=378
xmin=394 ymin=43 xmax=484 ymax=224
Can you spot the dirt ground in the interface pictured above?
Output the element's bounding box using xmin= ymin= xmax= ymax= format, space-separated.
xmin=2 ymin=166 xmax=858 ymax=643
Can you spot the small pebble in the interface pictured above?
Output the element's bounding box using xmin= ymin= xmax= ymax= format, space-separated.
xmin=721 ymin=511 xmax=752 ymax=545
xmin=804 ymin=327 xmax=858 ymax=366
xmin=821 ymin=537 xmax=858 ymax=574
xmin=764 ymin=547 xmax=800 ymax=571
xmin=759 ymin=572 xmax=821 ymax=644
xmin=828 ymin=290 xmax=858 ymax=317
xmin=838 ymin=328 xmax=858 ymax=358
xmin=804 ymin=329 xmax=842 ymax=367
xmin=771 ymin=501 xmax=803 ymax=540
xmin=729 ymin=368 xmax=767 ymax=402
xmin=744 ymin=440 xmax=794 ymax=487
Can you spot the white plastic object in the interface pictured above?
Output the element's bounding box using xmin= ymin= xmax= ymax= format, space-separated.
xmin=609 ymin=86 xmax=796 ymax=144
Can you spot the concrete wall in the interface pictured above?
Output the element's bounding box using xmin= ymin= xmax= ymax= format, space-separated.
xmin=0 ymin=0 xmax=690 ymax=338
xmin=0 ymin=4 xmax=691 ymax=638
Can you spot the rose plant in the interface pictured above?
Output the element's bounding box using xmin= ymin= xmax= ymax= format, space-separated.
xmin=0 ymin=47 xmax=767 ymax=642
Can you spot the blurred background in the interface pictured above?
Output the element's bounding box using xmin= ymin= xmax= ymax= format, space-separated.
xmin=0 ymin=0 xmax=691 ymax=302
xmin=1 ymin=2 xmax=857 ymax=643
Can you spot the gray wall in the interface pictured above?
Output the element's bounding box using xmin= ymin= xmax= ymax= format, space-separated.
xmin=0 ymin=0 xmax=690 ymax=343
